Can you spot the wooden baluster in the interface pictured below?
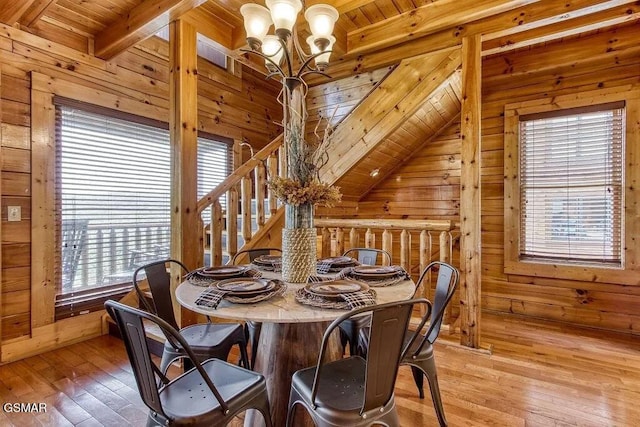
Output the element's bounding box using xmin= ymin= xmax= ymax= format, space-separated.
xmin=440 ymin=231 xmax=454 ymax=325
xmin=241 ymin=175 xmax=252 ymax=243
xmin=322 ymin=227 xmax=331 ymax=258
xmin=227 ymin=188 xmax=238 ymax=263
xmin=400 ymin=229 xmax=410 ymax=272
xmin=255 ymin=163 xmax=265 ymax=227
xmin=335 ymin=227 xmax=344 ymax=256
xmin=349 ymin=228 xmax=359 ymax=250
xmin=382 ymin=229 xmax=393 ymax=266
xmin=365 ymin=228 xmax=375 ymax=248
xmin=212 ymin=200 xmax=223 ymax=266
xmin=418 ymin=230 xmax=431 ymax=313
xmin=202 ymin=223 xmax=211 ymax=266
xmin=267 ymin=154 xmax=278 ymax=214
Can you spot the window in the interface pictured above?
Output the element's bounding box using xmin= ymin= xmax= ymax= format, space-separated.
xmin=55 ymin=100 xmax=231 ymax=315
xmin=518 ymin=103 xmax=624 ymax=266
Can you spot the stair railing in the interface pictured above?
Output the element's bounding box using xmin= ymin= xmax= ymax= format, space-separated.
xmin=197 ymin=134 xmax=284 ymax=266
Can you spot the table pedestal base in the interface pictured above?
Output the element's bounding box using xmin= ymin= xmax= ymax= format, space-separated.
xmin=244 ymin=321 xmax=341 ymax=427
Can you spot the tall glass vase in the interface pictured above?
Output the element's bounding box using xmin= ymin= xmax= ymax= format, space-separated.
xmin=282 ymin=203 xmax=316 ymax=283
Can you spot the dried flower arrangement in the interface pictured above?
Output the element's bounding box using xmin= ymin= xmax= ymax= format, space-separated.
xmin=268 ymin=175 xmax=341 ymax=207
xmin=268 ymin=90 xmax=342 ymax=208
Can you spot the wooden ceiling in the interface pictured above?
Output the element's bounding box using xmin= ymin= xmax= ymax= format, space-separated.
xmin=3 ymin=1 xmax=637 ymax=80
xmin=1 ymin=0 xmax=637 ymax=200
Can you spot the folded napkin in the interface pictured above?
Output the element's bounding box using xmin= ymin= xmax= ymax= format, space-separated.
xmin=316 ymin=259 xmax=334 ymax=274
xmin=194 ymin=288 xmax=227 ymax=309
xmin=339 ymin=290 xmax=377 ymax=308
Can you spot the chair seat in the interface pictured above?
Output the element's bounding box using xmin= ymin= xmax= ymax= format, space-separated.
xmin=292 ymin=357 xmax=366 ymax=412
xmin=160 ymin=358 xmax=265 ymax=422
xmin=173 ymin=323 xmax=245 ymax=353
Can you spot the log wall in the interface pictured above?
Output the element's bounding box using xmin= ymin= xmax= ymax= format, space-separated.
xmin=0 ymin=25 xmax=281 ymax=357
xmin=324 ymin=23 xmax=640 ymax=335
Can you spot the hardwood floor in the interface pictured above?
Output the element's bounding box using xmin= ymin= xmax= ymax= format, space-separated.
xmin=0 ymin=312 xmax=638 ymax=426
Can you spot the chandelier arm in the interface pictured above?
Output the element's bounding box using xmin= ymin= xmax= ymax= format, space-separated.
xmin=292 ymin=26 xmax=310 ymax=64
xmin=278 ymin=38 xmax=295 ymax=77
xmin=296 ymin=49 xmax=333 ymax=76
xmin=240 ymin=48 xmax=286 ymax=79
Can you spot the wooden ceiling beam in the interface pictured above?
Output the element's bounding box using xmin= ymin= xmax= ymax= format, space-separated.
xmin=309 ymin=0 xmax=636 ymax=84
xmin=347 ymin=0 xmax=536 ymax=54
xmin=482 ymin=2 xmax=640 ymax=56
xmin=0 ymin=1 xmax=37 ymax=25
xmin=18 ymin=0 xmax=56 ymax=27
xmin=181 ymin=8 xmax=234 ymax=48
xmin=94 ymin=0 xmax=208 ymax=60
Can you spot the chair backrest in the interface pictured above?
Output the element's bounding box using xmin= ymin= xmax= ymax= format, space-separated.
xmin=342 ymin=248 xmax=391 ymax=266
xmin=132 ymin=259 xmax=189 ymax=330
xmin=414 ymin=261 xmax=459 ymax=348
xmin=104 ymin=300 xmax=229 ymax=418
xmin=230 ymin=247 xmax=282 ymax=265
xmin=311 ymin=298 xmax=431 ymax=414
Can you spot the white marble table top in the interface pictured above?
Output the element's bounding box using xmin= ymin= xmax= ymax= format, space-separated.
xmin=175 ymin=269 xmax=416 ymax=324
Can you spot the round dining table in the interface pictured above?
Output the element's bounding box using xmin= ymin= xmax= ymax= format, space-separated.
xmin=175 ymin=269 xmax=415 ymax=427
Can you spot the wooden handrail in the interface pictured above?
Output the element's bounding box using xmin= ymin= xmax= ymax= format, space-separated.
xmin=196 ymin=134 xmax=283 ymax=214
xmin=315 ymin=218 xmax=454 ymax=231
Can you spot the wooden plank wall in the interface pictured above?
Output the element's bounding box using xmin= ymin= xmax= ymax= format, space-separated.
xmin=324 ymin=23 xmax=640 ymax=335
xmin=0 ymin=25 xmax=281 ymax=350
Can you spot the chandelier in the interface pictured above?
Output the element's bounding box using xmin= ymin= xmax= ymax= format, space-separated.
xmin=240 ymin=0 xmax=339 ymax=90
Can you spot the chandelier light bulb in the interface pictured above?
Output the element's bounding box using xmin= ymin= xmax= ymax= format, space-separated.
xmin=240 ymin=4 xmax=273 ymax=50
xmin=307 ymin=35 xmax=335 ymax=70
xmin=265 ymin=0 xmax=302 ymax=38
xmin=261 ymin=35 xmax=284 ymax=71
xmin=304 ymin=4 xmax=339 ymax=41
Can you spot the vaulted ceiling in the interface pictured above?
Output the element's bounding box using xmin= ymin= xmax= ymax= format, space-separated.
xmin=2 ymin=0 xmax=638 ymax=201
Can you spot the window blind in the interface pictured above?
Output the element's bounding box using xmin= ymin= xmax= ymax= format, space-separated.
xmin=519 ymin=103 xmax=624 ymax=265
xmin=55 ymin=103 xmax=231 ymax=303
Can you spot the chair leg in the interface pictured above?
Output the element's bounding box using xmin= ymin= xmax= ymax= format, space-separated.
xmin=422 ymin=362 xmax=447 ymax=427
xmin=254 ymin=393 xmax=274 ymax=427
xmin=410 ymin=366 xmax=425 ymax=399
xmin=238 ymin=339 xmax=250 ymax=369
xmin=247 ymin=321 xmax=262 ymax=369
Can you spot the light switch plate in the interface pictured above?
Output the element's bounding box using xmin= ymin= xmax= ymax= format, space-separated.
xmin=8 ymin=206 xmax=21 ymax=222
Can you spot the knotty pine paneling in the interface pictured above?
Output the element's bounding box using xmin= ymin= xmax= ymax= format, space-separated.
xmin=345 ymin=23 xmax=640 ymax=334
xmin=0 ymin=24 xmax=281 ymax=342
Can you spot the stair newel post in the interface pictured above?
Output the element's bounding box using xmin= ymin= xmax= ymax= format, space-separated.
xmin=382 ymin=229 xmax=393 ymax=266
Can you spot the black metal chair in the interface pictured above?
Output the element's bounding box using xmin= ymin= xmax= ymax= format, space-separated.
xmin=230 ymin=247 xmax=282 ymax=265
xmin=105 ymin=300 xmax=273 ymax=427
xmin=229 ymin=247 xmax=282 ymax=370
xmin=286 ymin=298 xmax=432 ymax=427
xmin=342 ymin=247 xmax=391 ymax=266
xmin=338 ymin=247 xmax=392 ymax=356
xmin=399 ymin=261 xmax=459 ymax=426
xmin=132 ymin=259 xmax=249 ymax=374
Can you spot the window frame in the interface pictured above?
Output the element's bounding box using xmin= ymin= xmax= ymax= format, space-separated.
xmin=52 ymin=99 xmax=232 ymax=317
xmin=503 ymin=87 xmax=640 ymax=285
